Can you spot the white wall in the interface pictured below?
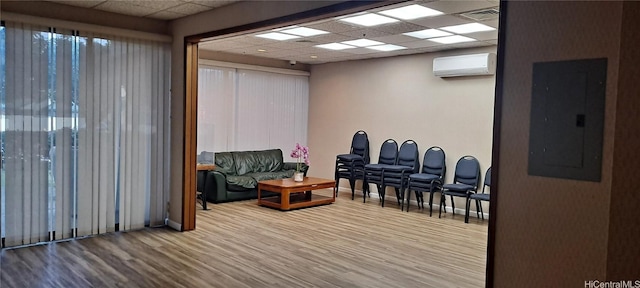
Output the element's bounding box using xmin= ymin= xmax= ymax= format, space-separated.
xmin=308 ymin=46 xmax=496 ymax=212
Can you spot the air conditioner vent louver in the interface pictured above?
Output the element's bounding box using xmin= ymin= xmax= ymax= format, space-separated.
xmin=460 ymin=7 xmax=500 ymax=21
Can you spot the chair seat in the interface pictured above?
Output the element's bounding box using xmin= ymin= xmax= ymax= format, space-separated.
xmin=365 ymin=163 xmax=394 ymax=171
xmin=337 ymin=154 xmax=364 ymax=162
xmin=409 ymin=173 xmax=439 ymax=182
xmin=470 ymin=193 xmax=490 ymax=201
xmin=382 ymin=165 xmax=413 ymax=172
xmin=443 ymin=183 xmax=474 ymax=192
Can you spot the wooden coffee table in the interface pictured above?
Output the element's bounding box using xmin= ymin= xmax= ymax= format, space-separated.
xmin=257 ymin=177 xmax=336 ymax=211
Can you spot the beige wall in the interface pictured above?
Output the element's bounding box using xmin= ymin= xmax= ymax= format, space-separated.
xmin=199 ymin=50 xmax=311 ymax=72
xmin=494 ymin=1 xmax=622 ymax=285
xmin=308 ymin=46 xmax=496 ymax=213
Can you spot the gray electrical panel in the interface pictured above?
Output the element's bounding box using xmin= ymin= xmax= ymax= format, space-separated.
xmin=528 ymin=58 xmax=606 ymax=182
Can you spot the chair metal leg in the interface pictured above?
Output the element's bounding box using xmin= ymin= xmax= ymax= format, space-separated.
xmin=465 ymin=197 xmax=471 ymax=223
xmin=450 ymin=195 xmax=456 ymax=215
xmin=349 ymin=176 xmax=356 ymax=200
xmin=439 ymin=195 xmax=445 ymax=218
xmin=428 ymin=191 xmax=435 ymax=217
xmin=379 ymin=185 xmax=385 ymax=207
xmin=406 ymin=189 xmax=412 ymax=212
xmin=475 ymin=199 xmax=481 ymax=219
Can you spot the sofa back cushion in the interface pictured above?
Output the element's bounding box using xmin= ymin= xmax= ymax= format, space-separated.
xmin=234 ymin=149 xmax=284 ymax=175
xmin=214 ymin=152 xmax=236 ymax=176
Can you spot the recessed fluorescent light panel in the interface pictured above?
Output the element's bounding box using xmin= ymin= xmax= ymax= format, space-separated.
xmin=428 ymin=35 xmax=476 ymax=44
xmin=379 ymin=4 xmax=443 ymax=20
xmin=281 ymin=27 xmax=329 ymax=37
xmin=341 ymin=39 xmax=385 ymax=47
xmin=403 ymin=29 xmax=452 ymax=39
xmin=439 ymin=23 xmax=495 ymax=34
xmin=255 ymin=32 xmax=300 ymax=41
xmin=315 ymin=43 xmax=356 ymax=50
xmin=339 ymin=13 xmax=399 ymax=27
xmin=367 ymin=44 xmax=407 ymax=51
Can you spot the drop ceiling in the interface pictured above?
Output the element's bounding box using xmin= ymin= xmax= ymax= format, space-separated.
xmin=199 ymin=0 xmax=500 ymax=65
xmin=43 ymin=0 xmax=500 ymax=65
xmin=43 ymin=0 xmax=241 ymax=20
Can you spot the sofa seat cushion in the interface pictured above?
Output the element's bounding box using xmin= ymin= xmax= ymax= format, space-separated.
xmin=226 ymin=175 xmax=258 ymax=190
xmin=247 ymin=170 xmax=295 ymax=182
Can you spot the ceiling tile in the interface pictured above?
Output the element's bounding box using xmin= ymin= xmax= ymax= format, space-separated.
xmin=336 ymin=28 xmax=393 ymax=39
xmin=128 ymin=0 xmax=183 ymax=10
xmin=370 ymin=34 xmax=420 ymax=44
xmin=300 ymin=34 xmax=354 ymax=45
xmin=199 ymin=40 xmax=255 ymax=51
xmin=481 ymin=18 xmax=500 ymax=29
xmin=466 ymin=30 xmax=498 ymax=41
xmin=166 ymin=3 xmax=212 ymax=15
xmin=423 ymin=0 xmax=498 ymax=14
xmin=305 ymin=20 xmax=361 ymax=33
xmin=342 ymin=48 xmax=379 ymax=55
xmin=47 ymin=0 xmax=106 ymax=8
xmin=372 ymin=22 xmax=429 ymax=35
xmin=93 ymin=1 xmax=153 ymax=16
xmin=407 ymin=15 xmax=471 ymax=28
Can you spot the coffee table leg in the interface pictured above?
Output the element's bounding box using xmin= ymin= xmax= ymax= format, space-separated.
xmin=282 ymin=190 xmax=290 ymax=210
xmin=305 ymin=191 xmax=312 ymax=200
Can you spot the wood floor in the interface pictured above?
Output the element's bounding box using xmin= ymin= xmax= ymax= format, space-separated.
xmin=0 ymin=190 xmax=488 ymax=288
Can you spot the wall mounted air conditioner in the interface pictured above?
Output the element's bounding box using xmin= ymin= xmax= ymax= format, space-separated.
xmin=433 ymin=53 xmax=497 ymax=77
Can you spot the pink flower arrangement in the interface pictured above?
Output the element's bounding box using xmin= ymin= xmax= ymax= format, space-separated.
xmin=290 ymin=143 xmax=310 ymax=173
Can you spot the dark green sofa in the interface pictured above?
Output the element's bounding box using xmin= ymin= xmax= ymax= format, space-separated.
xmin=203 ymin=149 xmax=309 ymax=203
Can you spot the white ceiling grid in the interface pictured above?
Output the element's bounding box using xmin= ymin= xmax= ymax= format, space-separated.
xmin=44 ymin=0 xmax=500 ymax=64
xmin=199 ymin=0 xmax=500 ymax=64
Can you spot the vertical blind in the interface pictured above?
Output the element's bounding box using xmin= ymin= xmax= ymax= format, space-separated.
xmin=0 ymin=22 xmax=171 ymax=248
xmin=198 ymin=65 xmax=309 ymax=159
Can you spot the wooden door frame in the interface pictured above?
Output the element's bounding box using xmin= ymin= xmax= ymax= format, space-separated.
xmin=182 ymin=41 xmax=198 ymax=231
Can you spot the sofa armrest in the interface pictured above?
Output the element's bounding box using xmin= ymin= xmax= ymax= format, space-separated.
xmin=283 ymin=162 xmax=310 ymax=176
xmin=204 ymin=170 xmax=228 ymax=203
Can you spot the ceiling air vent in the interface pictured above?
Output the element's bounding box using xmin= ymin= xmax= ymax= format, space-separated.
xmin=295 ymin=39 xmax=315 ymax=43
xmin=459 ymin=7 xmax=500 ymax=21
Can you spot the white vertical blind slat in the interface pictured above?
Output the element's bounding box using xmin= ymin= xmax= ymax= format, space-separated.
xmin=0 ymin=23 xmax=170 ymax=248
xmin=197 ymin=66 xmax=309 ymax=161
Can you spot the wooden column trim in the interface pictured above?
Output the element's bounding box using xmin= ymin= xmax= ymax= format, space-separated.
xmin=182 ymin=41 xmax=198 ymax=231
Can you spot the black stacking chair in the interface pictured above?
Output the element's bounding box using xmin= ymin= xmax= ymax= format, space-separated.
xmin=406 ymin=146 xmax=446 ymax=215
xmin=467 ymin=167 xmax=491 ymax=222
xmin=438 ymin=155 xmax=481 ymax=223
xmin=363 ymin=139 xmax=398 ymax=203
xmin=335 ymin=131 xmax=370 ymax=200
xmin=380 ymin=140 xmax=419 ymax=210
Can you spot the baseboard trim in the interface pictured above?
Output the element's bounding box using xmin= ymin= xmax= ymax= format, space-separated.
xmin=168 ymin=219 xmax=182 ymax=231
xmin=337 ymin=187 xmax=490 ymax=220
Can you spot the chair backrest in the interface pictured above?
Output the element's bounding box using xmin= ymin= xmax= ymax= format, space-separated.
xmin=350 ymin=130 xmax=370 ymax=164
xmin=378 ymin=139 xmax=398 ymax=165
xmin=422 ymin=146 xmax=446 ymax=178
xmin=482 ymin=167 xmax=491 ymax=194
xmin=453 ymin=155 xmax=481 ymax=188
xmin=396 ymin=140 xmax=419 ymax=173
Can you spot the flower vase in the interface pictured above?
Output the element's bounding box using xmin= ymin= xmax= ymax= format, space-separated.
xmin=293 ymin=172 xmax=304 ymax=182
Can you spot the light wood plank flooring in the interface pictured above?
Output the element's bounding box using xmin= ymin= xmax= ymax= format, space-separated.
xmin=0 ymin=190 xmax=488 ymax=288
